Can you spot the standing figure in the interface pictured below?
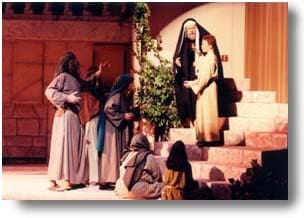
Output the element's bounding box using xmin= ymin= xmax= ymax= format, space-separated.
xmin=99 ymin=74 xmax=135 ymax=190
xmin=78 ymin=66 xmax=105 ymax=185
xmin=45 ymin=52 xmax=101 ymax=191
xmin=173 ymin=18 xmax=209 ymax=127
xmin=114 ymin=134 xmax=163 ymax=199
xmin=184 ymin=35 xmax=219 ymax=146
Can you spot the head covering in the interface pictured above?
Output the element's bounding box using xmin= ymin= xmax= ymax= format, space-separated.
xmin=122 ymin=134 xmax=152 ymax=191
xmin=173 ymin=18 xmax=223 ymax=74
xmin=173 ymin=18 xmax=210 ymax=74
xmin=129 ymin=133 xmax=150 ymax=151
xmin=108 ymin=74 xmax=133 ymax=99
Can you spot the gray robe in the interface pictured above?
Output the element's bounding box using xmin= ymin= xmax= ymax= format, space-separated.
xmin=45 ymin=73 xmax=94 ymax=184
xmin=99 ymin=93 xmax=131 ymax=184
xmin=115 ymin=153 xmax=163 ymax=199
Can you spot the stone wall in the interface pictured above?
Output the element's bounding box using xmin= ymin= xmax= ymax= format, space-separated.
xmin=2 ymin=19 xmax=132 ymax=160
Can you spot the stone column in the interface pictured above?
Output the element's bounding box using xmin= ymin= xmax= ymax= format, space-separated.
xmin=83 ymin=3 xmax=92 ymax=16
xmin=63 ymin=2 xmax=72 ymax=16
xmin=24 ymin=2 xmax=33 ymax=15
xmin=4 ymin=2 xmax=14 ymax=15
xmin=101 ymin=3 xmax=111 ymax=16
xmin=43 ymin=2 xmax=52 ymax=15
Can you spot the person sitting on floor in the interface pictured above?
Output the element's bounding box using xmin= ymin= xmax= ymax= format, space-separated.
xmin=162 ymin=140 xmax=212 ymax=200
xmin=114 ymin=134 xmax=163 ymax=199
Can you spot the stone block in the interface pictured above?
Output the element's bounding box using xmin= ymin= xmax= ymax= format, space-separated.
xmin=247 ymin=117 xmax=276 ymax=132
xmin=44 ymin=41 xmax=67 ymax=64
xmin=228 ymin=117 xmax=248 ymax=131
xmin=12 ymin=64 xmax=43 ymax=103
xmin=235 ymin=102 xmax=278 ymax=118
xmin=239 ymin=90 xmax=253 ymax=103
xmin=190 ymin=161 xmax=202 ymax=180
xmin=2 ymin=146 xmax=10 ymax=157
xmin=6 ymin=136 xmax=32 ymax=147
xmin=274 ymin=116 xmax=288 ymax=133
xmin=252 ymin=91 xmax=276 ymax=103
xmin=224 ymin=130 xmax=244 ymax=146
xmin=169 ymin=128 xmax=196 ymax=144
xmin=33 ymin=136 xmax=47 ymax=147
xmin=223 ymin=78 xmax=250 ymax=91
xmin=2 ymin=75 xmax=12 ymax=103
xmin=39 ymin=119 xmax=48 ymax=136
xmin=43 ymin=64 xmax=57 ymax=86
xmin=8 ymin=146 xmax=32 ymax=158
xmin=272 ymin=133 xmax=288 ymax=149
xmin=2 ymin=41 xmax=13 ymax=75
xmin=245 ymin=132 xmax=273 ymax=148
xmin=3 ymin=118 xmax=17 ymax=136
xmin=33 ymin=104 xmax=48 ymax=119
xmin=205 ymin=147 xmax=243 ymax=165
xmin=31 ymin=147 xmax=47 ymax=158
xmin=14 ymin=41 xmax=43 ymax=64
xmin=242 ymin=149 xmax=262 ymax=167
xmin=67 ymin=42 xmax=93 ymax=66
xmin=155 ymin=141 xmax=201 ymax=160
xmin=245 ymin=132 xmax=287 ymax=149
xmin=13 ymin=104 xmax=37 ymax=118
xmin=277 ymin=103 xmax=288 ymax=118
xmin=2 ymin=104 xmax=15 ymax=118
xmin=17 ymin=119 xmax=39 ymax=136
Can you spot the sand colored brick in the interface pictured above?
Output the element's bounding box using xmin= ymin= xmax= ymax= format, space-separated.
xmin=17 ymin=119 xmax=39 ymax=136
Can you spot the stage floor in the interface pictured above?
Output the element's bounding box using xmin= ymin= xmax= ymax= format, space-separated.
xmin=2 ymin=163 xmax=122 ymax=200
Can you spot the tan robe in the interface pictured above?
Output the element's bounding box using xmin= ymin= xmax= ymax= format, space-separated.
xmin=115 ymin=152 xmax=163 ymax=199
xmin=189 ymin=51 xmax=219 ymax=142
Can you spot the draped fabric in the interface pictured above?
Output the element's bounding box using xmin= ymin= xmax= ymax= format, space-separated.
xmin=245 ymin=3 xmax=288 ymax=103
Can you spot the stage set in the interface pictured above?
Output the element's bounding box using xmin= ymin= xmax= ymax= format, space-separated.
xmin=2 ymin=2 xmax=288 ymax=200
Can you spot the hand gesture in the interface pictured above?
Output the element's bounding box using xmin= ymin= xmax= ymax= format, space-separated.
xmin=124 ymin=112 xmax=135 ymax=121
xmin=183 ymin=81 xmax=191 ymax=88
xmin=95 ymin=61 xmax=111 ymax=77
xmin=175 ymin=57 xmax=181 ymax=67
xmin=67 ymin=91 xmax=81 ymax=104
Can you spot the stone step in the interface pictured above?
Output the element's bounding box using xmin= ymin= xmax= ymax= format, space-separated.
xmin=245 ymin=132 xmax=288 ymax=149
xmin=154 ymin=141 xmax=202 ymax=160
xmin=223 ymin=130 xmax=245 ymax=146
xmin=169 ymin=117 xmax=229 ymax=144
xmin=225 ymin=90 xmax=276 ymax=103
xmin=169 ymin=128 xmax=196 ymax=144
xmin=155 ymin=156 xmax=247 ymax=182
xmin=224 ymin=130 xmax=287 ymax=149
xmin=231 ymin=102 xmax=288 ymax=119
xmin=155 ymin=142 xmax=287 ymax=168
xmin=228 ymin=116 xmax=288 ymax=133
xmin=222 ymin=78 xmax=251 ymax=91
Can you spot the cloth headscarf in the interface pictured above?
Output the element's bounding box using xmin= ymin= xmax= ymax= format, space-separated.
xmin=108 ymin=74 xmax=134 ymax=99
xmin=173 ymin=18 xmax=210 ymax=75
xmin=122 ymin=134 xmax=152 ymax=191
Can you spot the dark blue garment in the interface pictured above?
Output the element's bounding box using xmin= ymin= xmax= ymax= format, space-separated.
xmin=96 ymin=110 xmax=106 ymax=152
xmin=107 ymin=74 xmax=133 ymax=99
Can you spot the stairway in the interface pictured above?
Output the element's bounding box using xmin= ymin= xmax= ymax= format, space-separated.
xmin=153 ymin=78 xmax=288 ymax=199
